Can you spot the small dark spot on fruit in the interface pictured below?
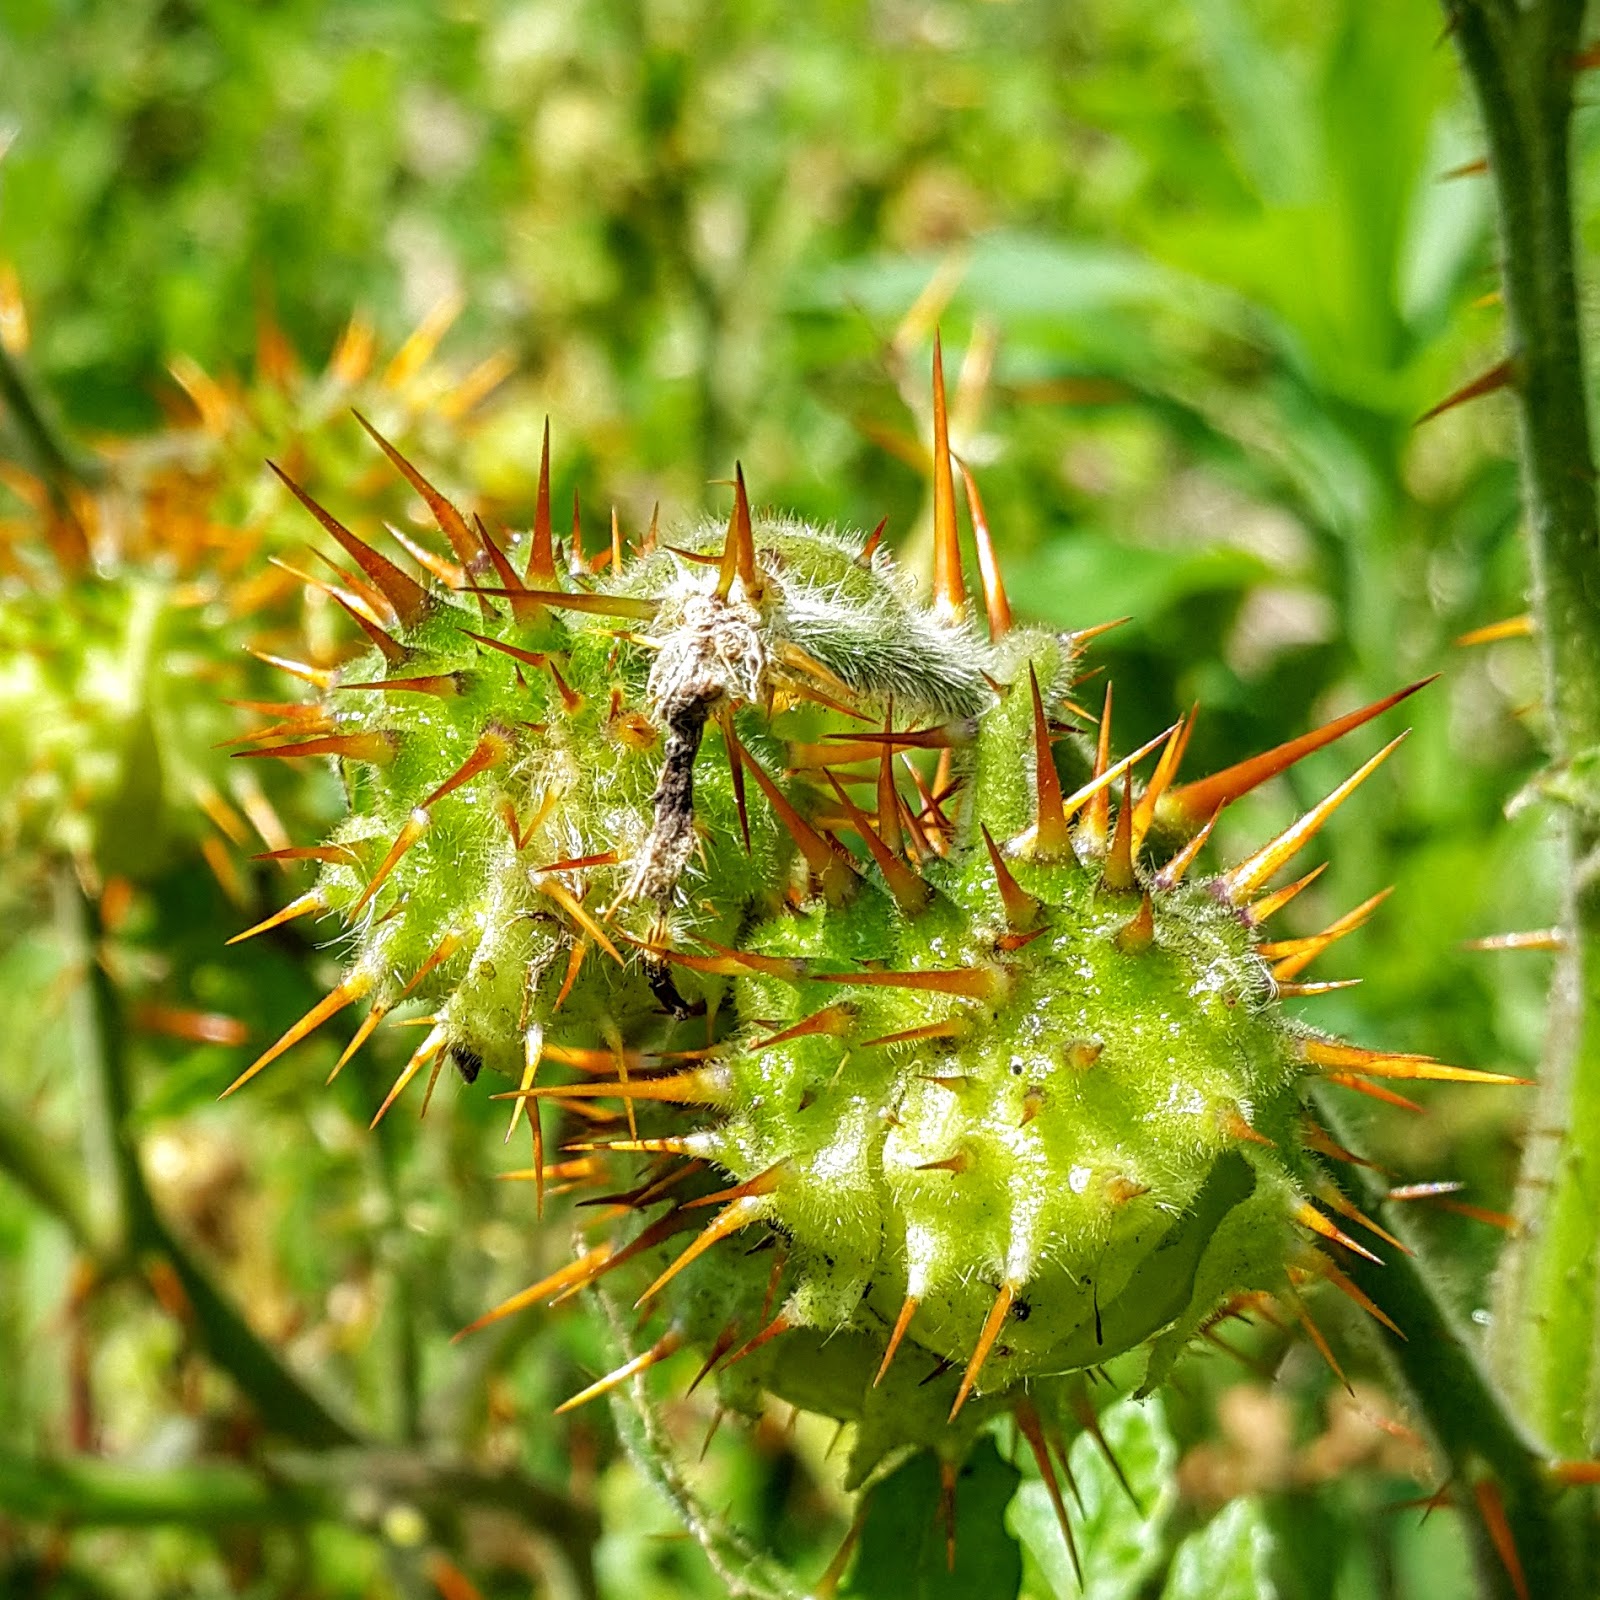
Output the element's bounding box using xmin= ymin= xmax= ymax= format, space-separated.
xmin=1011 ymin=1297 xmax=1031 ymax=1321
xmin=451 ymin=1046 xmax=483 ymax=1084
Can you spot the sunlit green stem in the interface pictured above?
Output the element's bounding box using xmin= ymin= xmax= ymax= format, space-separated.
xmin=1445 ymin=0 xmax=1600 ymax=1461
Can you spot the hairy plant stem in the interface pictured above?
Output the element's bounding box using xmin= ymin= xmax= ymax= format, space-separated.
xmin=1444 ymin=0 xmax=1600 ymax=1464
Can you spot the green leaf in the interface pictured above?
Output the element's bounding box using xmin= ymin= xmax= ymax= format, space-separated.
xmin=1011 ymin=1396 xmax=1177 ymax=1600
xmin=844 ymin=1438 xmax=1022 ymax=1600
xmin=1160 ymin=1499 xmax=1275 ymax=1600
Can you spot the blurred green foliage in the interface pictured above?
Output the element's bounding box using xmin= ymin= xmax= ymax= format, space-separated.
xmin=0 ymin=0 xmax=1561 ymax=1596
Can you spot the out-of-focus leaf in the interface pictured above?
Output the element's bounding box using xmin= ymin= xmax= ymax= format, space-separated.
xmin=1012 ymin=1396 xmax=1177 ymax=1600
xmin=1160 ymin=1498 xmax=1275 ymax=1600
xmin=1005 ymin=529 xmax=1271 ymax=638
xmin=844 ymin=1437 xmax=1022 ymax=1600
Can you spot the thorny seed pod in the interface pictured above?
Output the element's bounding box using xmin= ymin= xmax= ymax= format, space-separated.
xmin=231 ymin=341 xmax=1525 ymax=1574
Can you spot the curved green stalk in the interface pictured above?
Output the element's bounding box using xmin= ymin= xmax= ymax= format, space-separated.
xmin=1442 ymin=0 xmax=1600 ymax=1462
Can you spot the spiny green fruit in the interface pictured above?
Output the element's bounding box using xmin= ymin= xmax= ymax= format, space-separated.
xmin=0 ymin=292 xmax=516 ymax=892
xmin=223 ymin=413 xmax=1002 ymax=1112
xmin=234 ymin=344 xmax=1523 ymax=1567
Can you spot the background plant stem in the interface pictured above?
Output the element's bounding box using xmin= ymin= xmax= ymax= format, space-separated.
xmin=1444 ymin=0 xmax=1600 ymax=1462
xmin=1315 ymin=1096 xmax=1584 ymax=1599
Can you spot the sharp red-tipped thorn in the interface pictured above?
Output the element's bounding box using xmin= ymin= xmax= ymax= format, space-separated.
xmin=1131 ymin=706 xmax=1196 ymax=853
xmin=246 ymin=653 xmax=336 ymax=691
xmin=981 ymin=824 xmax=1040 ymax=931
xmin=930 ymin=332 xmax=965 ymax=622
xmin=1295 ymin=1201 xmax=1383 ymax=1264
xmin=823 ymin=772 xmax=930 ymax=914
xmin=220 ymin=971 xmax=372 ymax=1097
xmin=608 ymin=505 xmax=625 ymax=574
xmin=810 ymin=965 xmax=1003 ymax=1001
xmin=1456 ymin=615 xmax=1533 ymax=647
xmin=1301 ymin=1119 xmax=1382 ymax=1170
xmin=1247 ymin=862 xmax=1329 ymax=924
xmin=1264 ymin=886 xmax=1394 ymax=980
xmin=723 ymin=1310 xmax=795 ymax=1368
xmin=875 ymin=1294 xmax=920 ymax=1387
xmin=750 ymin=1005 xmax=856 ymax=1051
xmin=686 ymin=1319 xmax=744 ymax=1395
xmin=715 ymin=463 xmax=761 ymax=603
xmin=1320 ymin=1187 xmax=1411 ymax=1256
xmin=1418 ymin=359 xmax=1517 ymax=426
xmin=369 ymin=1023 xmax=448 ymax=1127
xmin=566 ymin=488 xmax=584 ymax=577
xmin=1028 ymin=666 xmax=1072 ymax=857
xmin=327 ymin=589 xmax=408 ymax=664
xmin=498 ymin=1069 xmax=728 ymax=1109
xmin=458 ymin=627 xmax=547 ymax=670
xmin=825 ymin=722 xmax=973 ymax=751
xmin=717 ymin=705 xmax=750 ymax=853
xmin=453 ymin=1243 xmax=616 ymax=1339
xmin=267 ymin=461 xmax=430 ymax=626
xmin=1015 ymin=1398 xmax=1083 ymax=1583
xmin=464 ymin=585 xmax=659 ymax=622
xmin=554 ymin=1330 xmax=684 ymax=1414
xmin=684 ymin=1162 xmax=788 ymax=1210
xmin=253 ymin=844 xmax=361 ymax=868
xmin=864 ymin=1019 xmax=968 ymax=1049
xmin=270 ymin=553 xmax=393 ymax=629
xmin=949 ymin=1280 xmax=1016 ymax=1420
xmin=342 ymin=674 xmax=460 ymax=699
xmin=1168 ymin=681 xmax=1431 ymax=827
xmin=1324 ymin=1073 xmax=1426 ymax=1112
xmin=226 ymin=890 xmax=327 ymax=945
xmin=1287 ymin=1284 xmax=1352 ymax=1393
xmin=348 ymin=809 xmax=430 ymax=918
xmin=858 ymin=516 xmax=888 ymax=566
xmin=351 ymin=411 xmax=486 ymax=572
xmin=1068 ymin=617 xmax=1132 ymax=656
xmin=1079 ymin=682 xmax=1115 ymax=852
xmin=1313 ymin=1256 xmax=1405 ymax=1337
xmin=534 ymin=877 xmax=622 ymax=964
xmin=1152 ymin=811 xmax=1218 ymax=892
xmin=1300 ymin=1039 xmax=1530 ymax=1086
xmin=731 ymin=731 xmax=857 ymax=903
xmin=386 ymin=521 xmax=465 ymax=592
xmin=958 ymin=462 xmax=1010 ymax=639
xmin=523 ymin=416 xmax=555 ymax=582
xmin=635 ymin=1196 xmax=770 ymax=1308
xmin=1473 ymin=1480 xmax=1530 ymax=1600
xmin=544 ymin=656 xmax=583 ymax=715
xmin=420 ymin=726 xmax=513 ymax=809
xmin=235 ymin=730 xmax=398 ymax=765
xmin=627 ymin=935 xmax=808 ymax=982
xmin=1104 ymin=769 xmax=1137 ymax=891
xmin=1218 ymin=734 xmax=1408 ymax=904
xmin=329 ymin=999 xmax=390 ymax=1082
xmin=471 ymin=514 xmax=544 ymax=624
xmin=1114 ymin=892 xmax=1155 ymax=954
xmin=1463 ymin=929 xmax=1566 ymax=953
